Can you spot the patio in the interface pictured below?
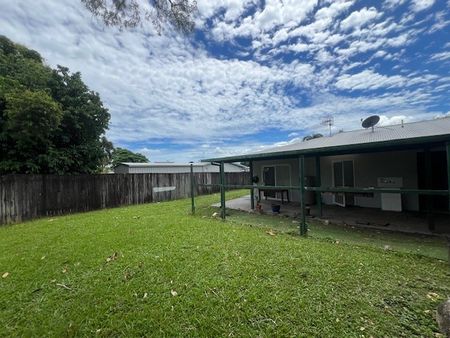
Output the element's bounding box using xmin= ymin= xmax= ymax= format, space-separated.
xmin=214 ymin=195 xmax=450 ymax=235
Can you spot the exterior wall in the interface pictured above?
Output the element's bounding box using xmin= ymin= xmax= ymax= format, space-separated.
xmin=253 ymin=157 xmax=315 ymax=203
xmin=320 ymin=150 xmax=419 ymax=211
xmin=253 ymin=149 xmax=420 ymax=211
xmin=113 ymin=163 xmax=247 ymax=174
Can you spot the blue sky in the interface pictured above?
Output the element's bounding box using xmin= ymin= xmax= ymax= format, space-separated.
xmin=1 ymin=0 xmax=449 ymax=162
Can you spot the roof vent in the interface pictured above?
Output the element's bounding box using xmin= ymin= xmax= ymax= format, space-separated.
xmin=362 ymin=115 xmax=380 ymax=132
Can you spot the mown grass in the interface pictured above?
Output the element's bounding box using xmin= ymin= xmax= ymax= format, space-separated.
xmin=0 ymin=190 xmax=449 ymax=337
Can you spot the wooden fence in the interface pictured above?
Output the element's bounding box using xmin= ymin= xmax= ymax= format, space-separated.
xmin=0 ymin=172 xmax=249 ymax=225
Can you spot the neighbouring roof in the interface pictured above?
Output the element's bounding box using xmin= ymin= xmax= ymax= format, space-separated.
xmin=117 ymin=162 xmax=246 ymax=168
xmin=202 ymin=117 xmax=450 ymax=162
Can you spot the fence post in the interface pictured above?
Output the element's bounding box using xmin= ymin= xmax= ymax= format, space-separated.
xmin=220 ymin=162 xmax=226 ymax=220
xmin=190 ymin=163 xmax=195 ymax=214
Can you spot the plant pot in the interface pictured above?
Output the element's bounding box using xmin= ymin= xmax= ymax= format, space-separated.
xmin=271 ymin=204 xmax=281 ymax=213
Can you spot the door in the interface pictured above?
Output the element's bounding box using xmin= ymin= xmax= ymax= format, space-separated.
xmin=333 ymin=160 xmax=354 ymax=207
xmin=263 ymin=166 xmax=276 ymax=198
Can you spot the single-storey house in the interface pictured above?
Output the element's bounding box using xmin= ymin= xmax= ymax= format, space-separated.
xmin=202 ymin=117 xmax=450 ymax=235
xmin=114 ymin=162 xmax=248 ymax=174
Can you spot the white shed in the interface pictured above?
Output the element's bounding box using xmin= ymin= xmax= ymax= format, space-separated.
xmin=113 ymin=162 xmax=248 ymax=174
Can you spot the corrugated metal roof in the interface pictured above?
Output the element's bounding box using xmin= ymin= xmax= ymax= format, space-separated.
xmin=203 ymin=117 xmax=450 ymax=162
xmin=118 ymin=162 xmax=209 ymax=168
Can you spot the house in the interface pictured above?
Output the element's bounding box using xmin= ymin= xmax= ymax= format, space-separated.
xmin=202 ymin=117 xmax=450 ymax=234
xmin=113 ymin=162 xmax=249 ymax=174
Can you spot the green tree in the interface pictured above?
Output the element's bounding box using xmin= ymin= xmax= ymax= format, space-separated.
xmin=81 ymin=0 xmax=197 ymax=34
xmin=111 ymin=147 xmax=149 ymax=167
xmin=1 ymin=90 xmax=62 ymax=173
xmin=0 ymin=35 xmax=111 ymax=174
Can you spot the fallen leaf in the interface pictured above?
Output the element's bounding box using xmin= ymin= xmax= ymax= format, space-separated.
xmin=171 ymin=290 xmax=178 ymax=297
xmin=426 ymin=292 xmax=440 ymax=301
xmin=106 ymin=252 xmax=119 ymax=263
xmin=41 ymin=256 xmax=46 ymax=260
xmin=56 ymin=283 xmax=71 ymax=290
xmin=143 ymin=292 xmax=148 ymax=299
xmin=96 ymin=329 xmax=102 ymax=334
xmin=266 ymin=230 xmax=276 ymax=236
xmin=62 ymin=267 xmax=68 ymax=273
xmin=2 ymin=272 xmax=9 ymax=278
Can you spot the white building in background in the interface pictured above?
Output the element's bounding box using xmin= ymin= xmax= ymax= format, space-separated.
xmin=113 ymin=162 xmax=249 ymax=174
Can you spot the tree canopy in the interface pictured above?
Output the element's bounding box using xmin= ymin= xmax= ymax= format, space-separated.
xmin=111 ymin=147 xmax=149 ymax=167
xmin=0 ymin=35 xmax=111 ymax=174
xmin=81 ymin=0 xmax=197 ymax=34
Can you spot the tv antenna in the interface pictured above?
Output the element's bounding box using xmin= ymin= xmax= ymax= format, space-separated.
xmin=361 ymin=115 xmax=380 ymax=132
xmin=321 ymin=115 xmax=334 ymax=136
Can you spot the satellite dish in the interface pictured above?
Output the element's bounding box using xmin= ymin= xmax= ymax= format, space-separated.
xmin=362 ymin=115 xmax=380 ymax=131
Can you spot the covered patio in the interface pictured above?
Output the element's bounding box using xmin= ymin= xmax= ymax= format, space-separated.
xmin=214 ymin=195 xmax=450 ymax=235
xmin=195 ymin=118 xmax=450 ymax=236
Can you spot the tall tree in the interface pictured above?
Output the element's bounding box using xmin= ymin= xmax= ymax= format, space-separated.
xmin=0 ymin=35 xmax=111 ymax=174
xmin=81 ymin=0 xmax=198 ymax=34
xmin=111 ymin=147 xmax=149 ymax=167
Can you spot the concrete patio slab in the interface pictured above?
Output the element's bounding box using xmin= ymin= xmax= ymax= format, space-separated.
xmin=214 ymin=195 xmax=450 ymax=235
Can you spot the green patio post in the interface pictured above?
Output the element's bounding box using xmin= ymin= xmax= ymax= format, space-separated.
xmin=220 ymin=162 xmax=226 ymax=220
xmin=190 ymin=163 xmax=195 ymax=214
xmin=299 ymin=156 xmax=307 ymax=236
xmin=447 ymin=142 xmax=450 ymax=212
xmin=249 ymin=161 xmax=255 ymax=210
xmin=424 ymin=148 xmax=435 ymax=231
xmin=315 ymin=156 xmax=322 ymax=217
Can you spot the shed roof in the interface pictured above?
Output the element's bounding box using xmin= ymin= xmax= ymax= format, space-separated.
xmin=202 ymin=117 xmax=450 ymax=162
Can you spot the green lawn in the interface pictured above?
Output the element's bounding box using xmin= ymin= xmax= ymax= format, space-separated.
xmin=1 ymin=191 xmax=449 ymax=337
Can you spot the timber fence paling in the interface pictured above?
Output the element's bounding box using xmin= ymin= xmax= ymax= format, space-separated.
xmin=0 ymin=172 xmax=249 ymax=225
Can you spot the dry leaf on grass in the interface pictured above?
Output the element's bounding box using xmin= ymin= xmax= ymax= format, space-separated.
xmin=106 ymin=252 xmax=119 ymax=263
xmin=426 ymin=292 xmax=440 ymax=301
xmin=2 ymin=272 xmax=9 ymax=278
xmin=56 ymin=283 xmax=71 ymax=290
xmin=170 ymin=290 xmax=178 ymax=297
xmin=266 ymin=230 xmax=276 ymax=236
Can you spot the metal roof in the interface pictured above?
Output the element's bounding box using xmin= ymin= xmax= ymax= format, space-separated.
xmin=202 ymin=117 xmax=450 ymax=162
xmin=118 ymin=162 xmax=209 ymax=168
xmin=118 ymin=162 xmax=247 ymax=168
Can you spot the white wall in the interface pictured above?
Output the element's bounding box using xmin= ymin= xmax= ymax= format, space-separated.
xmin=113 ymin=163 xmax=247 ymax=174
xmin=253 ymin=149 xmax=420 ymax=211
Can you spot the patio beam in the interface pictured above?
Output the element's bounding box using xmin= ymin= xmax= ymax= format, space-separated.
xmin=249 ymin=161 xmax=255 ymax=210
xmin=198 ymin=183 xmax=449 ymax=196
xmin=299 ymin=156 xmax=307 ymax=236
xmin=315 ymin=156 xmax=322 ymax=217
xmin=220 ymin=162 xmax=226 ymax=220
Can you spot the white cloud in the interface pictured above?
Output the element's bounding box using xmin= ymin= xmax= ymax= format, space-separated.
xmin=340 ymin=7 xmax=379 ymax=31
xmin=431 ymin=51 xmax=450 ymax=61
xmin=411 ymin=0 xmax=435 ymax=12
xmin=335 ymin=70 xmax=407 ymax=90
xmin=378 ymin=115 xmax=414 ymax=126
xmin=0 ymin=0 xmax=448 ymax=162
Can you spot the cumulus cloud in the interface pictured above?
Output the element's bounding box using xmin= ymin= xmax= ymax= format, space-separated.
xmin=0 ymin=0 xmax=448 ymax=161
xmin=335 ymin=70 xmax=407 ymax=90
xmin=411 ymin=0 xmax=435 ymax=12
xmin=340 ymin=7 xmax=379 ymax=31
